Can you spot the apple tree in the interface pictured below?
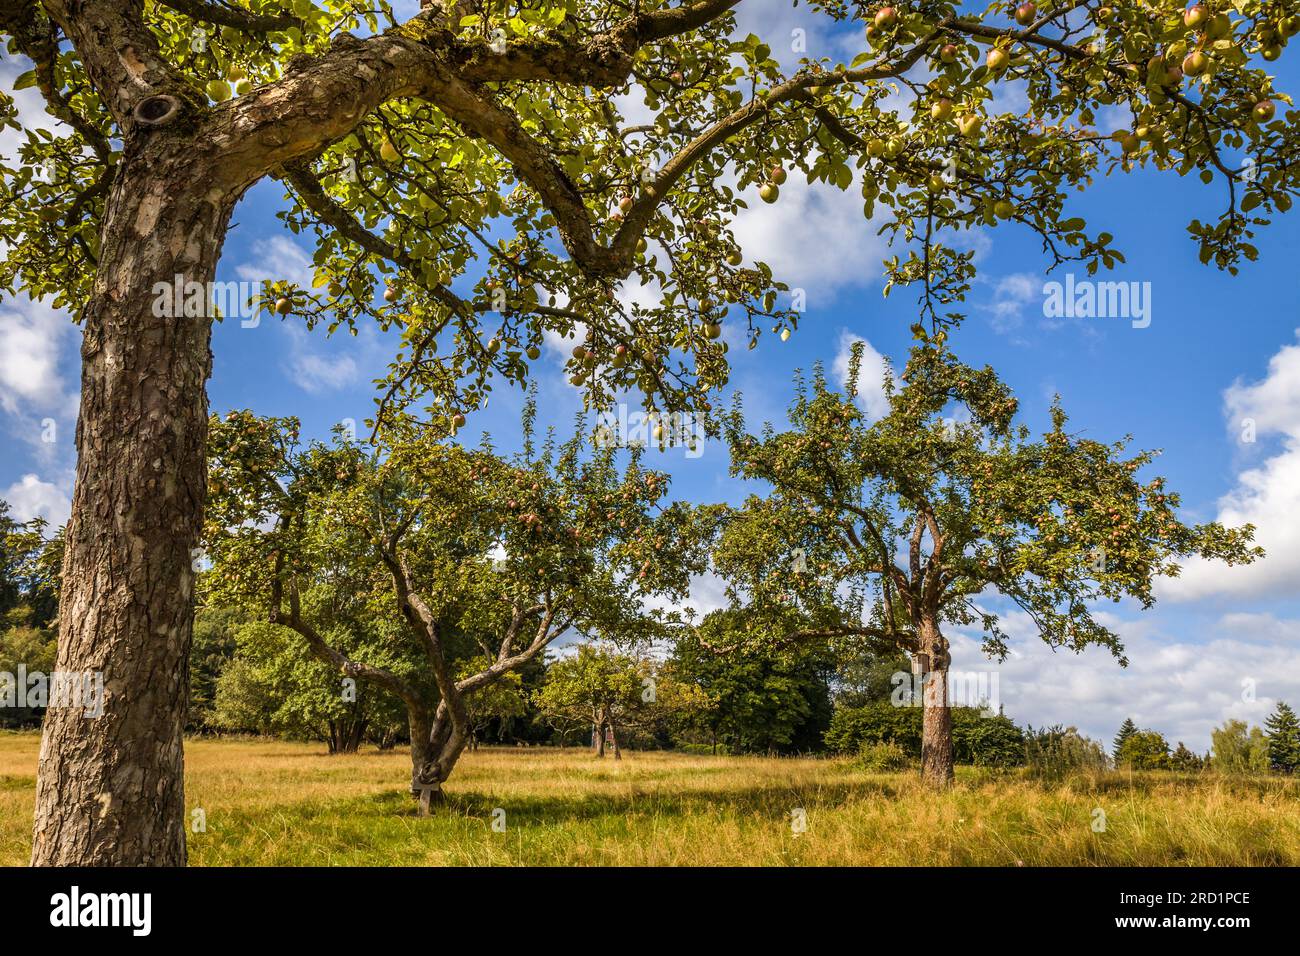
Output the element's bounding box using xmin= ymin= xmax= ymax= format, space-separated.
xmin=203 ymin=399 xmax=698 ymax=809
xmin=4 ymin=0 xmax=1299 ymax=863
xmin=534 ymin=643 xmax=649 ymax=758
xmin=711 ymin=340 xmax=1262 ymax=785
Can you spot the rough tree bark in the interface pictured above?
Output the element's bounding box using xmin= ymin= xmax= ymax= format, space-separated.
xmin=31 ymin=145 xmax=238 ymax=865
xmin=918 ymin=616 xmax=955 ymax=788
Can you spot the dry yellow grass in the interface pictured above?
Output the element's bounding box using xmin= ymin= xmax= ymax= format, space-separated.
xmin=2 ymin=731 xmax=1297 ymax=866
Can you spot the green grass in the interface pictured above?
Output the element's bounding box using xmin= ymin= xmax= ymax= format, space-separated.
xmin=2 ymin=731 xmax=1297 ymax=865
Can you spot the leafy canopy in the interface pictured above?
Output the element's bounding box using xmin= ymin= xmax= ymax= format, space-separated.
xmin=712 ymin=340 xmax=1262 ymax=664
xmin=3 ymin=0 xmax=1297 ymax=429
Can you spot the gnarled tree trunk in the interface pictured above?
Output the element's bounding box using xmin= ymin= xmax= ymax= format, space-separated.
xmin=31 ymin=152 xmax=237 ymax=866
xmin=411 ymin=700 xmax=472 ymax=816
xmin=918 ymin=616 xmax=954 ymax=788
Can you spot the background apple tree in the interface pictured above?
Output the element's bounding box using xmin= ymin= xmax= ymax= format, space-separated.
xmin=202 ymin=395 xmax=704 ymax=809
xmin=709 ymin=340 xmax=1263 ymax=786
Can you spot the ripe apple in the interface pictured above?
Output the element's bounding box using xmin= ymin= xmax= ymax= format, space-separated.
xmin=274 ymin=297 xmax=292 ymax=315
xmin=705 ymin=322 xmax=723 ymax=340
xmin=769 ymin=165 xmax=788 ymax=185
xmin=1116 ymin=132 xmax=1140 ymax=154
xmin=928 ymin=174 xmax=947 ymax=193
xmin=1262 ymin=44 xmax=1282 ymax=61
xmin=526 ymin=345 xmax=541 ymax=360
xmin=619 ymin=195 xmax=633 ymax=212
xmin=987 ymin=48 xmax=1011 ymax=73
xmin=1282 ymin=16 xmax=1300 ymax=37
xmin=726 ymin=250 xmax=743 ymax=266
xmin=1206 ymin=13 xmax=1230 ymax=39
xmin=939 ymin=43 xmax=959 ymax=63
xmin=383 ymin=285 xmax=398 ymax=303
xmin=931 ymin=97 xmax=953 ymax=121
xmin=866 ymin=138 xmax=886 ymax=157
xmin=957 ymin=114 xmax=982 ymax=138
xmin=759 ymin=183 xmax=780 ymax=203
xmin=1184 ymin=4 xmax=1208 ymax=28
xmin=874 ymin=6 xmax=897 ymax=29
xmin=1253 ymin=99 xmax=1276 ymax=122
xmin=452 ymin=413 xmax=466 ymax=429
xmin=1182 ymin=51 xmax=1208 ymax=75
xmin=1015 ymin=2 xmax=1037 ymax=26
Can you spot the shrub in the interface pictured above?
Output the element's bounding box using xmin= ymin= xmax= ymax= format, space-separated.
xmin=953 ymin=712 xmax=1024 ymax=768
xmin=826 ymin=703 xmax=1025 ymax=767
xmin=675 ymin=741 xmax=730 ymax=756
xmin=856 ymin=740 xmax=911 ymax=772
xmin=826 ymin=703 xmax=920 ymax=755
xmin=1024 ymin=725 xmax=1110 ymax=779
xmin=1117 ymin=730 xmax=1172 ymax=770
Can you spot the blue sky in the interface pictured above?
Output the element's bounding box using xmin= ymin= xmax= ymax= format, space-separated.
xmin=2 ymin=2 xmax=1299 ymax=750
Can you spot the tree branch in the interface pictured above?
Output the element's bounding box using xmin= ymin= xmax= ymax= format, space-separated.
xmin=155 ymin=0 xmax=303 ymax=33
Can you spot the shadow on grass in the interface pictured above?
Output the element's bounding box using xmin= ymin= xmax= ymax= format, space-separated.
xmin=335 ymin=766 xmax=1300 ymax=824
xmin=355 ymin=777 xmax=909 ymax=824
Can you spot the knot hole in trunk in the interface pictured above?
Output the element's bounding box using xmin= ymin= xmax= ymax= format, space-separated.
xmin=133 ymin=94 xmax=182 ymax=127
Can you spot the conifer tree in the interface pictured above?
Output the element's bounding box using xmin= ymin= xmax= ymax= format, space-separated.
xmin=1113 ymin=717 xmax=1138 ymax=763
xmin=1265 ymin=702 xmax=1300 ymax=774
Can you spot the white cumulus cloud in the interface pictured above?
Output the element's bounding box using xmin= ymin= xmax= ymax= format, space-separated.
xmin=949 ymin=607 xmax=1300 ymax=752
xmin=3 ymin=473 xmax=71 ymax=529
xmin=1161 ymin=330 xmax=1300 ymax=601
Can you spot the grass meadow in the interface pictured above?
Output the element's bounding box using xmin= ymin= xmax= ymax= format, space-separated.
xmin=1 ymin=731 xmax=1296 ymax=866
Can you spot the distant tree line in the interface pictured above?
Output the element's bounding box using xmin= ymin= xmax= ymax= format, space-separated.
xmin=1110 ymin=709 xmax=1300 ymax=775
